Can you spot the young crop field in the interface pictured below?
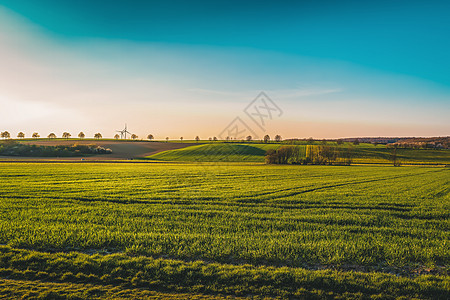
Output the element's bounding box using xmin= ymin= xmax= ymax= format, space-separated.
xmin=0 ymin=162 xmax=448 ymax=299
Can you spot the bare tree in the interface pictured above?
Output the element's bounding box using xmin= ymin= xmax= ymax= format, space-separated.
xmin=48 ymin=133 xmax=56 ymax=139
xmin=17 ymin=132 xmax=25 ymax=139
xmin=390 ymin=146 xmax=401 ymax=167
xmin=114 ymin=134 xmax=120 ymax=140
xmin=246 ymin=135 xmax=252 ymax=142
xmin=131 ymin=134 xmax=138 ymax=140
xmin=147 ymin=134 xmax=154 ymax=140
xmin=62 ymin=132 xmax=71 ymax=139
xmin=274 ymin=135 xmax=282 ymax=142
xmin=94 ymin=133 xmax=102 ymax=139
xmin=263 ymin=135 xmax=270 ymax=143
xmin=78 ymin=132 xmax=85 ymax=139
xmin=342 ymin=146 xmax=354 ymax=165
xmin=32 ymin=132 xmax=40 ymax=139
xmin=1 ymin=131 xmax=10 ymax=139
xmin=195 ymin=136 xmax=200 ymax=142
xmin=265 ymin=146 xmax=298 ymax=164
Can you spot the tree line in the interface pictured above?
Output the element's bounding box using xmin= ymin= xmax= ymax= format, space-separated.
xmin=0 ymin=142 xmax=112 ymax=157
xmin=1 ymin=131 xmax=156 ymax=141
xmin=0 ymin=131 xmax=105 ymax=140
xmin=1 ymin=131 xmax=287 ymax=143
xmin=265 ymin=145 xmax=355 ymax=165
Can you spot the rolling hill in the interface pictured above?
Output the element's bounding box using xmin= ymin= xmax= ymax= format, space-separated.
xmin=146 ymin=143 xmax=280 ymax=162
xmin=146 ymin=142 xmax=450 ymax=165
xmin=0 ymin=140 xmax=197 ymax=160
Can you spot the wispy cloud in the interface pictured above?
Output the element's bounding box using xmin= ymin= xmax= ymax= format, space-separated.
xmin=0 ymin=6 xmax=449 ymax=138
xmin=187 ymin=87 xmax=342 ymax=99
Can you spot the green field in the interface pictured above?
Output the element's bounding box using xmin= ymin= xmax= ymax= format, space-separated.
xmin=0 ymin=163 xmax=448 ymax=299
xmin=146 ymin=143 xmax=279 ymax=162
xmin=146 ymin=142 xmax=450 ymax=165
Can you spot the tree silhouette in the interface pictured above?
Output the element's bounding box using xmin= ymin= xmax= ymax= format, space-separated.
xmin=48 ymin=133 xmax=56 ymax=139
xmin=17 ymin=132 xmax=25 ymax=139
xmin=180 ymin=137 xmax=183 ymax=141
xmin=195 ymin=136 xmax=200 ymax=142
xmin=62 ymin=132 xmax=71 ymax=139
xmin=114 ymin=134 xmax=120 ymax=140
xmin=32 ymin=132 xmax=40 ymax=139
xmin=263 ymin=135 xmax=270 ymax=143
xmin=213 ymin=136 xmax=218 ymax=141
xmin=147 ymin=134 xmax=154 ymax=140
xmin=94 ymin=133 xmax=102 ymax=139
xmin=78 ymin=132 xmax=85 ymax=139
xmin=246 ymin=135 xmax=252 ymax=142
xmin=1 ymin=131 xmax=10 ymax=139
xmin=165 ymin=137 xmax=169 ymax=142
xmin=131 ymin=134 xmax=138 ymax=140
xmin=390 ymin=145 xmax=401 ymax=166
xmin=274 ymin=135 xmax=282 ymax=142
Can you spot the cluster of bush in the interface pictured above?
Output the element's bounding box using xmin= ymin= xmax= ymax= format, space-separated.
xmin=265 ymin=145 xmax=354 ymax=165
xmin=0 ymin=141 xmax=112 ymax=157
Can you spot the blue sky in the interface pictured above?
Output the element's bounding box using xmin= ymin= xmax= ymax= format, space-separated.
xmin=0 ymin=0 xmax=449 ymax=138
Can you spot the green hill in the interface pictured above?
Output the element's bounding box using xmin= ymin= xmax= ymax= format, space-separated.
xmin=146 ymin=143 xmax=280 ymax=162
xmin=352 ymin=144 xmax=450 ymax=164
xmin=146 ymin=142 xmax=450 ymax=165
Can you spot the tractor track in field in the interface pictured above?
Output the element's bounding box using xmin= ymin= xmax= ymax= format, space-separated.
xmin=1 ymin=244 xmax=447 ymax=280
xmin=236 ymin=169 xmax=446 ymax=202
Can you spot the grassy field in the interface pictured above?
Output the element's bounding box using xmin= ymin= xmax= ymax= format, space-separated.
xmin=0 ymin=162 xmax=448 ymax=298
xmin=146 ymin=143 xmax=279 ymax=162
xmin=146 ymin=142 xmax=450 ymax=165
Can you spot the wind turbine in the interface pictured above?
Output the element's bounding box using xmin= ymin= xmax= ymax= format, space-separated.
xmin=116 ymin=124 xmax=132 ymax=139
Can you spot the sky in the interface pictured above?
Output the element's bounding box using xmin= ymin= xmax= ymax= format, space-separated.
xmin=0 ymin=0 xmax=449 ymax=139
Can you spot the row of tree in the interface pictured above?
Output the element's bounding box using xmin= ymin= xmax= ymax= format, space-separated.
xmin=0 ymin=142 xmax=112 ymax=157
xmin=387 ymin=142 xmax=447 ymax=149
xmin=2 ymin=128 xmax=290 ymax=144
xmin=284 ymin=138 xmax=361 ymax=146
xmin=1 ymin=131 xmax=285 ymax=142
xmin=265 ymin=145 xmax=354 ymax=165
xmin=0 ymin=131 xmax=104 ymax=139
xmin=192 ymin=134 xmax=282 ymax=143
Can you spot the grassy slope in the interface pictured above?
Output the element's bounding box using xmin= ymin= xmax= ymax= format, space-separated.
xmin=353 ymin=144 xmax=450 ymax=165
xmin=146 ymin=142 xmax=450 ymax=164
xmin=0 ymin=163 xmax=449 ymax=299
xmin=146 ymin=143 xmax=280 ymax=162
